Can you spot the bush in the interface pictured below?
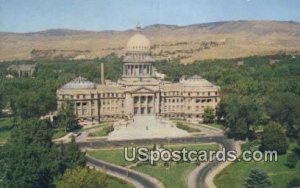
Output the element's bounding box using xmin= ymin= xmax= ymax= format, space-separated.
xmin=245 ymin=167 xmax=272 ymax=188
xmin=285 ymin=152 xmax=298 ymax=168
xmin=176 ymin=122 xmax=191 ymax=132
xmin=103 ymin=125 xmax=114 ymax=135
xmin=287 ymin=178 xmax=300 ymax=188
xmin=203 ymin=107 xmax=215 ymax=124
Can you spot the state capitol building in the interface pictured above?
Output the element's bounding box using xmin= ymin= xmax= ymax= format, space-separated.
xmin=57 ymin=24 xmax=220 ymax=122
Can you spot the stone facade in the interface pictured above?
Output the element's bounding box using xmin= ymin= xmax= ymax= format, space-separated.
xmin=57 ymin=25 xmax=220 ymax=122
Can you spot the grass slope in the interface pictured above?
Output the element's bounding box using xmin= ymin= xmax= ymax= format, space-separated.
xmin=89 ymin=143 xmax=219 ymax=188
xmin=214 ymin=143 xmax=300 ymax=188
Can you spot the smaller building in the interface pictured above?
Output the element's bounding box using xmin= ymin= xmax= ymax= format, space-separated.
xmin=7 ymin=64 xmax=36 ymax=77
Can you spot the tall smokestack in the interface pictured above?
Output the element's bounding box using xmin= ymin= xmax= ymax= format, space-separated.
xmin=101 ymin=63 xmax=105 ymax=85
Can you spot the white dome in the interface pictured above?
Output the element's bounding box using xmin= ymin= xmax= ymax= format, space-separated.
xmin=126 ymin=33 xmax=151 ymax=53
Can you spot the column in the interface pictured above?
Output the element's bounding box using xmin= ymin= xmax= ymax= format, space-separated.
xmin=139 ymin=96 xmax=141 ymax=114
xmin=89 ymin=101 xmax=92 ymax=116
xmin=74 ymin=102 xmax=77 ymax=116
xmin=138 ymin=65 xmax=142 ymax=76
xmin=148 ymin=65 xmax=150 ymax=74
xmin=145 ymin=95 xmax=148 ymax=114
xmin=146 ymin=65 xmax=148 ymax=74
xmin=155 ymin=93 xmax=160 ymax=114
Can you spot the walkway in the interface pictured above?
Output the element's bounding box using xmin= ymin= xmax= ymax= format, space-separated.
xmin=108 ymin=115 xmax=190 ymax=140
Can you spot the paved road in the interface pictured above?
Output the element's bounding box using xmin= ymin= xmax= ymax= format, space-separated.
xmin=86 ymin=155 xmax=164 ymax=188
xmin=193 ymin=138 xmax=236 ymax=188
xmin=78 ymin=135 xmax=236 ymax=188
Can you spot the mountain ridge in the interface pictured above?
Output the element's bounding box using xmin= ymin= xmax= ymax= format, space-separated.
xmin=1 ymin=20 xmax=300 ymax=63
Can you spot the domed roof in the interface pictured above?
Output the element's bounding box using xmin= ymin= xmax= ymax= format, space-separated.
xmin=126 ymin=24 xmax=151 ymax=54
xmin=180 ymin=75 xmax=215 ymax=87
xmin=62 ymin=76 xmax=96 ymax=90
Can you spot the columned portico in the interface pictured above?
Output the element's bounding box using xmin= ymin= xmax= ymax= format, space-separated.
xmin=133 ymin=94 xmax=155 ymax=115
xmin=123 ymin=63 xmax=154 ymax=77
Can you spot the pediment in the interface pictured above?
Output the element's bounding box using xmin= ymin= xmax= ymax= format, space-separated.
xmin=131 ymin=86 xmax=155 ymax=93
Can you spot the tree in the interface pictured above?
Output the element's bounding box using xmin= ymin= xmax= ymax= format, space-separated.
xmin=285 ymin=152 xmax=298 ymax=168
xmin=0 ymin=118 xmax=86 ymax=188
xmin=221 ymin=96 xmax=266 ymax=140
xmin=265 ymin=92 xmax=300 ymax=138
xmin=58 ymin=101 xmax=80 ymax=132
xmin=260 ymin=122 xmax=288 ymax=155
xmin=287 ymin=178 xmax=300 ymax=188
xmin=203 ymin=107 xmax=215 ymax=124
xmin=0 ymin=92 xmax=3 ymax=116
xmin=57 ymin=137 xmax=86 ymax=173
xmin=55 ymin=167 xmax=107 ymax=188
xmin=245 ymin=167 xmax=272 ymax=188
xmin=0 ymin=119 xmax=59 ymax=188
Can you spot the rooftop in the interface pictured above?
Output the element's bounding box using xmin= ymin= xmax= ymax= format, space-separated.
xmin=61 ymin=76 xmax=96 ymax=90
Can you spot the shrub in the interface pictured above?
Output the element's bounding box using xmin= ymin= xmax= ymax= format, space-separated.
xmin=285 ymin=152 xmax=298 ymax=168
xmin=245 ymin=167 xmax=272 ymax=188
xmin=176 ymin=122 xmax=191 ymax=132
xmin=287 ymin=178 xmax=300 ymax=188
xmin=203 ymin=107 xmax=215 ymax=124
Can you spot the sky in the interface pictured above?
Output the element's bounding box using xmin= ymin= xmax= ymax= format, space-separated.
xmin=0 ymin=0 xmax=300 ymax=33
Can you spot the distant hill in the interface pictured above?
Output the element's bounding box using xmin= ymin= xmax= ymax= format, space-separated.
xmin=1 ymin=20 xmax=300 ymax=63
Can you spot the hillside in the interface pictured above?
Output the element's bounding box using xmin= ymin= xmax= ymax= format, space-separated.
xmin=0 ymin=20 xmax=300 ymax=63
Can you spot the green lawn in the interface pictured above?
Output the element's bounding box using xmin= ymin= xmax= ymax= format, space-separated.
xmin=89 ymin=143 xmax=219 ymax=188
xmin=173 ymin=121 xmax=201 ymax=133
xmin=205 ymin=123 xmax=226 ymax=130
xmin=0 ymin=117 xmax=16 ymax=143
xmin=214 ymin=143 xmax=300 ymax=188
xmin=106 ymin=175 xmax=134 ymax=188
xmin=135 ymin=163 xmax=195 ymax=188
xmin=52 ymin=128 xmax=70 ymax=139
xmin=88 ymin=124 xmax=114 ymax=137
xmin=89 ymin=147 xmax=137 ymax=166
